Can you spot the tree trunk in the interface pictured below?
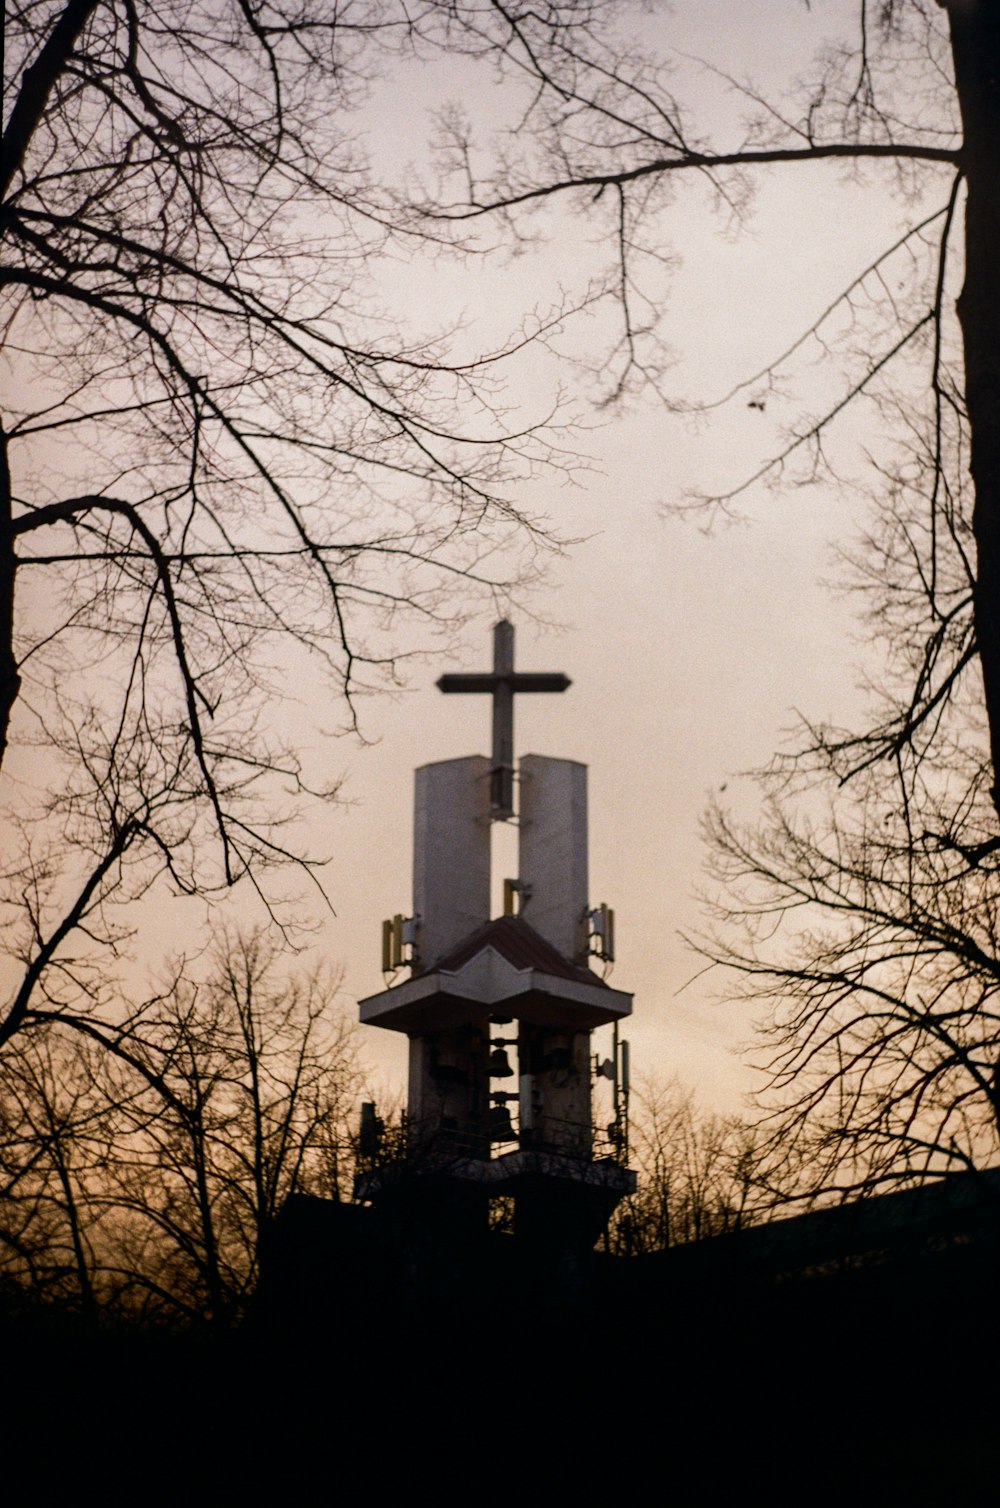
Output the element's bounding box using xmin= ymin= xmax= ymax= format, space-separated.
xmin=0 ymin=427 xmax=18 ymax=770
xmin=946 ymin=0 xmax=1000 ymax=817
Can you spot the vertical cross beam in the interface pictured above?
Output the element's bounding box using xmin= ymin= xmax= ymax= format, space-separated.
xmin=491 ymin=619 xmax=515 ymax=816
xmin=436 ymin=620 xmax=571 ymax=819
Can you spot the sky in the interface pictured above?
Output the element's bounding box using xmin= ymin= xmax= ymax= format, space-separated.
xmin=7 ymin=1 xmax=955 ymax=1123
xmin=288 ymin=0 xmax=951 ymax=1117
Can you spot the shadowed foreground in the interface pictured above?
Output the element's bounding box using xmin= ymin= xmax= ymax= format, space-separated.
xmin=5 ymin=1171 xmax=996 ymax=1498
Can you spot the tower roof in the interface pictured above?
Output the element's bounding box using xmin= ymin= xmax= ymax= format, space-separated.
xmin=360 ymin=909 xmax=631 ymax=1033
xmin=418 ymin=912 xmax=608 ymax=989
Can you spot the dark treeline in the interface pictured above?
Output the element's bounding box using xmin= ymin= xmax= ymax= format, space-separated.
xmin=0 ymin=931 xmax=358 ymax=1333
xmin=0 ymin=973 xmax=767 ymax=1334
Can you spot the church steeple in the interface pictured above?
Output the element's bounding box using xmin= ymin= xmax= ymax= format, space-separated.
xmin=357 ymin=622 xmax=634 ymax=1250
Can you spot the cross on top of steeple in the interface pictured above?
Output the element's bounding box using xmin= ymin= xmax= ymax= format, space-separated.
xmin=436 ymin=620 xmax=571 ymax=818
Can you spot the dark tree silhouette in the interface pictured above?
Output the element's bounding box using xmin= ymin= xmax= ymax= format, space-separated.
xmin=699 ymin=758 xmax=1000 ymax=1197
xmin=395 ymin=1 xmax=1000 ymax=1194
xmin=1 ymin=1 xmax=570 ymax=1051
xmin=688 ymin=386 xmax=1000 ymax=1193
xmin=0 ymin=930 xmax=358 ymax=1328
xmin=7 ymin=4 xmax=1000 ymax=1195
xmin=611 ymin=1078 xmax=769 ymax=1254
xmin=422 ymin=1 xmax=1000 ymax=817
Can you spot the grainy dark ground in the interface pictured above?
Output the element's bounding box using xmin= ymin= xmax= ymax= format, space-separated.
xmin=5 ymin=1183 xmax=996 ymax=1503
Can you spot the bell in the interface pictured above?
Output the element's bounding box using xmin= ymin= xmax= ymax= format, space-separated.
xmin=489 ymin=1103 xmax=516 ymax=1143
xmin=358 ymin=1101 xmax=383 ymax=1157
xmin=488 ymin=1046 xmax=514 ymax=1078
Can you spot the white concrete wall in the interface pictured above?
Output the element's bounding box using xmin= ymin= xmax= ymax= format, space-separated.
xmin=413 ymin=755 xmax=491 ymax=968
xmin=518 ymin=754 xmax=588 ymax=962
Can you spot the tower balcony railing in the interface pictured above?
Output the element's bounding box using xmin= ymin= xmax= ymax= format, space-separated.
xmin=356 ymin=1109 xmax=629 ymax=1174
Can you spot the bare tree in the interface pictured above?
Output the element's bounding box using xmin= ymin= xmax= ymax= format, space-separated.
xmin=414 ymin=1 xmax=1000 ymax=815
xmin=9 ymin=4 xmax=999 ymax=1199
xmin=0 ymin=1028 xmax=113 ymax=1319
xmin=1 ymin=1 xmax=576 ymax=1052
xmin=0 ymin=929 xmax=358 ymax=1328
xmin=687 ymin=346 xmax=1000 ymax=1196
xmin=377 ymin=1 xmax=1000 ymax=1199
xmin=698 ymin=755 xmax=1000 ymax=1200
xmin=610 ymin=1078 xmax=770 ymax=1254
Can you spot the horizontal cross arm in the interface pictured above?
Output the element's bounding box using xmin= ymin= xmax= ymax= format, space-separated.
xmin=508 ymin=673 xmax=572 ymax=693
xmin=437 ymin=673 xmax=499 ymax=694
xmin=436 ymin=672 xmax=571 ymax=694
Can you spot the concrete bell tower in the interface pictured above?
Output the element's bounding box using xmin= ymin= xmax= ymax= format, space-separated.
xmin=357 ymin=622 xmax=634 ymax=1251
